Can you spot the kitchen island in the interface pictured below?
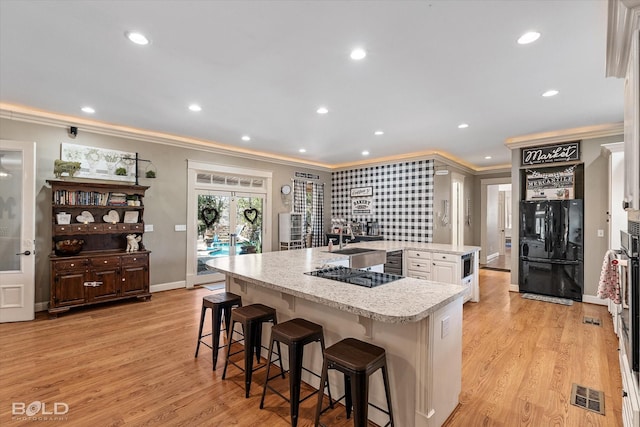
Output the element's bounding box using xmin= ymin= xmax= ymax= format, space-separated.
xmin=207 ymin=244 xmax=473 ymax=426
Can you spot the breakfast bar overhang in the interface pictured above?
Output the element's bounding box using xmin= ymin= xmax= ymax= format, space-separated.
xmin=208 ymin=246 xmax=468 ymax=427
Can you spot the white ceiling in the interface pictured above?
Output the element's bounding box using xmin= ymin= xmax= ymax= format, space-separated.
xmin=0 ymin=0 xmax=624 ymax=169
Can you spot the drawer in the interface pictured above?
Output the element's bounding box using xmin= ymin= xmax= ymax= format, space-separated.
xmin=385 ymin=258 xmax=402 ymax=267
xmin=128 ymin=223 xmax=144 ymax=232
xmin=406 ymin=250 xmax=431 ymax=260
xmin=432 ymin=252 xmax=458 ymax=263
xmin=87 ymin=223 xmax=104 ymax=232
xmin=408 ymin=270 xmax=430 ymax=281
xmin=90 ymin=256 xmax=121 ymax=268
xmin=121 ymin=254 xmax=148 ymax=266
xmin=53 ymin=259 xmax=89 ymax=271
xmin=407 ymin=257 xmax=431 ymax=272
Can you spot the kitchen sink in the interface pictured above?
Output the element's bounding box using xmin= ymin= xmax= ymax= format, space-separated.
xmin=328 ymin=247 xmax=386 ymax=269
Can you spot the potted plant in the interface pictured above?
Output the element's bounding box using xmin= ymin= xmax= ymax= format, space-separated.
xmin=115 ymin=167 xmax=127 ymax=176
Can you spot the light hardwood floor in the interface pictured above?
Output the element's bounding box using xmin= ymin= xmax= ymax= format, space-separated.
xmin=0 ymin=270 xmax=622 ymax=426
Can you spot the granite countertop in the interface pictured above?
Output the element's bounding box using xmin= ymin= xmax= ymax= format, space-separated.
xmin=207 ymin=244 xmax=471 ymax=324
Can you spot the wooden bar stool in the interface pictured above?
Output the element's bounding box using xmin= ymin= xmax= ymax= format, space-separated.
xmin=222 ymin=303 xmax=284 ymax=397
xmin=314 ymin=338 xmax=394 ymax=427
xmin=194 ymin=292 xmax=242 ymax=370
xmin=259 ymin=318 xmax=333 ymax=427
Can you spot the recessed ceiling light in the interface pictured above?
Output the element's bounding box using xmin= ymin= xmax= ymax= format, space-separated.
xmin=188 ymin=104 xmax=202 ymax=112
xmin=542 ymin=89 xmax=559 ymax=97
xmin=350 ymin=48 xmax=367 ymax=60
xmin=458 ymin=123 xmax=469 ymax=129
xmin=517 ymin=31 xmax=540 ymax=45
xmin=484 ymin=156 xmax=492 ymax=160
xmin=241 ymin=135 xmax=251 ymax=142
xmin=374 ymin=130 xmax=384 ymax=136
xmin=81 ymin=106 xmax=95 ymax=114
xmin=362 ymin=150 xmax=370 ymax=156
xmin=299 ymin=148 xmax=306 ymax=153
xmin=125 ymin=31 xmax=150 ymax=45
xmin=316 ymin=107 xmax=329 ymax=114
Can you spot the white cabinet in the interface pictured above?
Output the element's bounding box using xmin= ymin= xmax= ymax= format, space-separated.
xmin=432 ymin=253 xmax=458 ymax=284
xmin=406 ymin=250 xmax=431 ymax=280
xmin=620 ymin=334 xmax=640 ymax=427
xmin=624 ymin=31 xmax=640 ymax=210
xmin=279 ymin=213 xmax=304 ymax=250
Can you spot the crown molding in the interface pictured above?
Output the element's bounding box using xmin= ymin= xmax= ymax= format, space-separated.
xmin=606 ymin=0 xmax=640 ymax=77
xmin=504 ymin=122 xmax=624 ymax=150
xmin=0 ymin=103 xmax=333 ymax=172
xmin=1 ymin=102 xmax=500 ymax=175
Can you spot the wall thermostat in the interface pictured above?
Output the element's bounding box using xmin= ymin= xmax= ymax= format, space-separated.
xmin=281 ymin=184 xmax=292 ymax=195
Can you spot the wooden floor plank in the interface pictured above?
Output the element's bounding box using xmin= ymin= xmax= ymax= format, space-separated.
xmin=0 ymin=269 xmax=623 ymax=426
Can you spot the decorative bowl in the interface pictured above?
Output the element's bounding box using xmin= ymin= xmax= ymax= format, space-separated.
xmin=55 ymin=239 xmax=84 ymax=256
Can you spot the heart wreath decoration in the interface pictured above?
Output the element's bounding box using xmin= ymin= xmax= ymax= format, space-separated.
xmin=201 ymin=207 xmax=220 ymax=228
xmin=243 ymin=208 xmax=259 ymax=225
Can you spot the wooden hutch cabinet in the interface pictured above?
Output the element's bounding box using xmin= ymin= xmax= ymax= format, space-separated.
xmin=47 ymin=180 xmax=151 ymax=317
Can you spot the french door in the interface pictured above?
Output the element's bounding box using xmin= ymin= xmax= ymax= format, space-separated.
xmin=0 ymin=140 xmax=35 ymax=322
xmin=195 ymin=190 xmax=265 ymax=282
xmin=186 ymin=161 xmax=272 ymax=288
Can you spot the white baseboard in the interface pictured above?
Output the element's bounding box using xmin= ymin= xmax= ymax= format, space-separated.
xmin=486 ymin=252 xmax=499 ymax=262
xmin=509 ymin=284 xmax=519 ymax=292
xmin=582 ymin=294 xmax=608 ymax=306
xmin=150 ymin=280 xmax=185 ymax=293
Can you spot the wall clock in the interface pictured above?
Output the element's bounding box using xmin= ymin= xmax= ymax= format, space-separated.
xmin=281 ymin=184 xmax=292 ymax=195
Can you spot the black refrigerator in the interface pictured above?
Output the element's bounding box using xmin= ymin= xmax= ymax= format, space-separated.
xmin=519 ymin=199 xmax=583 ymax=301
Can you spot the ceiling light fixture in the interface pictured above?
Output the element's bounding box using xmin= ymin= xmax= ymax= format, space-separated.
xmin=542 ymin=89 xmax=559 ymax=97
xmin=0 ymin=154 xmax=12 ymax=179
xmin=458 ymin=123 xmax=469 ymax=129
xmin=517 ymin=31 xmax=540 ymax=45
xmin=241 ymin=135 xmax=251 ymax=142
xmin=81 ymin=106 xmax=95 ymax=114
xmin=188 ymin=104 xmax=202 ymax=112
xmin=316 ymin=107 xmax=329 ymax=114
xmin=125 ymin=31 xmax=150 ymax=45
xmin=374 ymin=130 xmax=384 ymax=135
xmin=484 ymin=156 xmax=492 ymax=160
xmin=350 ymin=48 xmax=367 ymax=60
xmin=362 ymin=150 xmax=370 ymax=156
xmin=299 ymin=148 xmax=306 ymax=153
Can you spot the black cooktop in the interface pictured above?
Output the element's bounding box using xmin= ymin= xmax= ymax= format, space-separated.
xmin=305 ymin=266 xmax=403 ymax=288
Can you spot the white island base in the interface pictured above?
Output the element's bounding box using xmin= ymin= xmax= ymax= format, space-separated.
xmin=226 ymin=275 xmax=463 ymax=427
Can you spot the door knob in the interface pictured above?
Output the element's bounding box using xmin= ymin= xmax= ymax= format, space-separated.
xmin=16 ymin=251 xmax=31 ymax=256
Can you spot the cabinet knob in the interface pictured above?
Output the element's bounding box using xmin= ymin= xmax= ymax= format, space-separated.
xmin=104 ymin=260 xmax=108 ymax=264
xmin=623 ymin=391 xmax=628 ymax=397
xmin=122 ymin=278 xmax=126 ymax=282
xmin=70 ymin=263 xmax=75 ymax=267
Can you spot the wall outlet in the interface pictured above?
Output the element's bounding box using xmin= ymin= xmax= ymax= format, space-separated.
xmin=175 ymin=224 xmax=186 ymax=232
xmin=597 ymin=229 xmax=604 ymax=238
xmin=144 ymin=224 xmax=153 ymax=232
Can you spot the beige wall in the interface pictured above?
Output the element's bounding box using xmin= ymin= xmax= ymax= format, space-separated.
xmin=0 ymin=118 xmax=332 ymax=305
xmin=509 ymin=134 xmax=623 ymax=298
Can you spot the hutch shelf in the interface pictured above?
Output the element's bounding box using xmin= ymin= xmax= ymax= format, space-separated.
xmin=47 ymin=179 xmax=151 ymax=317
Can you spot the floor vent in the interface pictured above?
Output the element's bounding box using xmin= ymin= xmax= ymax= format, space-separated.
xmin=570 ymin=383 xmax=605 ymax=415
xmin=583 ymin=316 xmax=602 ymax=326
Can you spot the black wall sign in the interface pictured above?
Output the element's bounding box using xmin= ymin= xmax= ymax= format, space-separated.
xmin=521 ymin=141 xmax=580 ymax=166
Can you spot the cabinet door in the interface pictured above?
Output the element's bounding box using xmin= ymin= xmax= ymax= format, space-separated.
xmin=432 ymin=261 xmax=456 ymax=284
xmin=52 ymin=271 xmax=87 ymax=307
xmin=121 ymin=255 xmax=149 ymax=296
xmin=87 ymin=268 xmax=120 ymax=301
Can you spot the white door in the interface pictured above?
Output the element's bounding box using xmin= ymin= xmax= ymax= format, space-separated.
xmin=0 ymin=140 xmax=35 ymax=322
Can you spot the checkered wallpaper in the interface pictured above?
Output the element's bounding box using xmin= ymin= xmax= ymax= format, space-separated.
xmin=331 ymin=160 xmax=434 ymax=242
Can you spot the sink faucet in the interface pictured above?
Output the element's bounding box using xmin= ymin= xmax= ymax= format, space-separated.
xmin=338 ymin=222 xmax=355 ymax=250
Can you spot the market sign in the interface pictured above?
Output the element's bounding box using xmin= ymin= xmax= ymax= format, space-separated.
xmin=521 ymin=141 xmax=580 ymax=166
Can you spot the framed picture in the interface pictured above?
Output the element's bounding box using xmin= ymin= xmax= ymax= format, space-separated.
xmin=61 ymin=143 xmax=136 ymax=182
xmin=123 ymin=211 xmax=139 ymax=224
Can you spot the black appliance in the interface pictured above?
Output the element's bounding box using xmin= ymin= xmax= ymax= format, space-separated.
xmin=305 ymin=266 xmax=402 ymax=288
xmin=384 ymin=250 xmax=403 ymax=275
xmin=462 ymin=252 xmax=474 ymax=278
xmin=519 ymin=199 xmax=584 ymax=301
xmin=620 ymin=213 xmax=640 ymax=380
